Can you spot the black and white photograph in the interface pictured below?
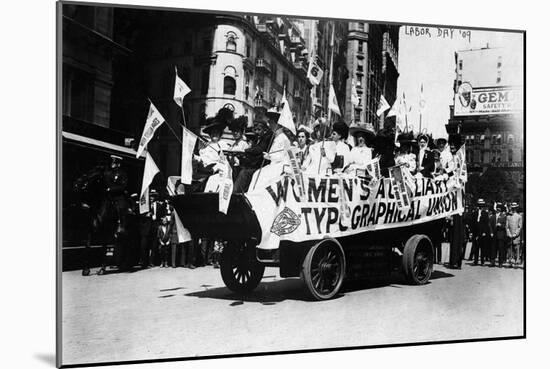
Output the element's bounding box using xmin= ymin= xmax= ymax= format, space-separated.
xmin=54 ymin=0 xmax=527 ymax=367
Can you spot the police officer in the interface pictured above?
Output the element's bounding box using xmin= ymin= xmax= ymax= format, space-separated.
xmin=100 ymin=155 xmax=130 ymax=273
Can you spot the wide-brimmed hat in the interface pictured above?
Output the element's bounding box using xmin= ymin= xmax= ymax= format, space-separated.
xmin=265 ymin=106 xmax=281 ymax=121
xmin=417 ymin=134 xmax=429 ymax=143
xmin=228 ymin=116 xmax=248 ymax=132
xmin=448 ymin=133 xmax=463 ymax=148
xmin=110 ymin=154 xmax=123 ymax=164
xmin=477 ymin=198 xmax=486 ymax=206
xmin=203 ymin=117 xmax=226 ymax=136
xmin=332 ymin=120 xmax=349 ymax=139
xmin=510 ymin=202 xmax=519 ymax=209
xmin=349 ymin=122 xmax=376 ymax=140
xmin=436 ymin=137 xmax=448 ymax=146
xmin=244 ymin=126 xmax=257 ymax=140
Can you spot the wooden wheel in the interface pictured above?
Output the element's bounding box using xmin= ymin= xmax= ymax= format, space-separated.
xmin=220 ymin=241 xmax=265 ymax=294
xmin=301 ymin=239 xmax=346 ymax=300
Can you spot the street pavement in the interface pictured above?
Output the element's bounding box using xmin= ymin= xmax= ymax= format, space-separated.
xmin=61 ymin=260 xmax=524 ymax=366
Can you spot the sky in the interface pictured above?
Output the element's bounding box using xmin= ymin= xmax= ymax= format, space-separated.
xmin=397 ymin=25 xmax=524 ymax=138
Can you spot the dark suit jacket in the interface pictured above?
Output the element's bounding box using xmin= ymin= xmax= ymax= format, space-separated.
xmin=477 ymin=210 xmax=493 ymax=236
xmin=418 ymin=149 xmax=435 ymax=177
xmin=157 ymin=225 xmax=171 ymax=245
xmin=240 ymin=131 xmax=274 ymax=169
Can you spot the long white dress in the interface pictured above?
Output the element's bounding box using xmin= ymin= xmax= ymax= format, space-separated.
xmin=302 ymin=140 xmax=336 ymax=175
xmin=249 ymin=130 xmax=292 ymax=191
xmin=346 ymin=145 xmax=372 ymax=173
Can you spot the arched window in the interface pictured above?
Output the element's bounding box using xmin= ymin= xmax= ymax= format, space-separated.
xmin=224 ymin=76 xmax=236 ymax=95
xmin=226 ymin=31 xmax=237 ymax=52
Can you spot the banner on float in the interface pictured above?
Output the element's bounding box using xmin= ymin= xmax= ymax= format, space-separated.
xmin=246 ymin=174 xmax=464 ymax=250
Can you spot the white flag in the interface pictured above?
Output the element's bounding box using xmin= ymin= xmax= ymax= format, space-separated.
xmin=307 ymin=57 xmax=324 ymax=86
xmin=376 ymin=94 xmax=390 ymax=117
xmin=173 ymin=210 xmax=192 ymax=243
xmin=351 ymin=78 xmax=360 ymax=107
xmin=278 ymin=91 xmax=297 ymax=135
xmin=174 ymin=67 xmax=191 ymax=107
xmin=139 ymin=152 xmax=160 ymax=214
xmin=218 ymin=154 xmax=233 ymax=215
xmin=328 ymin=84 xmax=341 ymax=116
xmin=136 ymin=102 xmax=165 ymax=158
xmin=181 ymin=126 xmax=197 ymax=185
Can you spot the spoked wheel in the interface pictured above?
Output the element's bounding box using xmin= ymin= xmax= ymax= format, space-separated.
xmin=402 ymin=234 xmax=434 ymax=285
xmin=301 ymin=239 xmax=346 ymax=300
xmin=220 ymin=241 xmax=265 ymax=294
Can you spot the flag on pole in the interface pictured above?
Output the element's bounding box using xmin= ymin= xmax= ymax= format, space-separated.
xmin=173 ymin=66 xmax=191 ymax=107
xmin=376 ymin=94 xmax=390 ymax=117
xmin=306 ymin=57 xmax=324 ymax=86
xmin=351 ymin=78 xmax=360 ymax=107
xmin=136 ymin=101 xmax=165 ymax=158
xmin=181 ymin=126 xmax=197 ymax=184
xmin=218 ymin=153 xmax=233 ymax=215
xmin=419 ymin=83 xmax=426 ymax=113
xmin=451 ymin=144 xmax=468 ymax=189
xmin=328 ymin=84 xmax=341 ymax=116
xmin=173 ymin=210 xmax=192 ymax=243
xmin=278 ymin=91 xmax=297 ymax=135
xmin=139 ymin=152 xmax=160 ymax=214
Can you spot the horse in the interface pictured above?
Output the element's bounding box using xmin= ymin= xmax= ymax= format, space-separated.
xmin=72 ymin=165 xmax=131 ymax=276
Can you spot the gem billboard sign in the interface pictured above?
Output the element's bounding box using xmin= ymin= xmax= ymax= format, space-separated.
xmin=454 ymin=83 xmax=522 ymax=116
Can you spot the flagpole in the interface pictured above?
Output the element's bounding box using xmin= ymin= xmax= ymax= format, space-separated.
xmin=318 ymin=21 xmax=336 ymax=175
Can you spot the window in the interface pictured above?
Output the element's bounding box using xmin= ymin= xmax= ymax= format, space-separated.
xmin=458 ymin=60 xmax=463 ymax=70
xmin=496 ymin=134 xmax=502 ymax=145
xmin=223 ymin=103 xmax=235 ymax=111
xmin=497 ymin=56 xmax=502 ymax=68
xmin=491 ymin=135 xmax=497 ymax=144
xmin=496 ymin=70 xmax=501 ymax=84
xmin=246 ymin=40 xmax=251 ymax=57
xmin=508 ymin=134 xmax=514 ymax=145
xmin=357 ymin=64 xmax=363 ymax=73
xmin=475 ymin=135 xmax=480 ymax=144
xmin=358 ymin=41 xmax=363 ymax=53
xmin=508 ymin=149 xmax=514 ymax=162
xmin=226 ymin=32 xmax=237 ymax=52
xmin=358 ymin=22 xmax=364 ymax=31
xmin=272 ymin=63 xmax=278 ymax=83
xmin=224 ymin=76 xmax=236 ymax=95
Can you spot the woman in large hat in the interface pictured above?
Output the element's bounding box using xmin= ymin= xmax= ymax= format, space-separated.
xmin=416 ymin=133 xmax=435 ymax=178
xmin=346 ymin=123 xmax=375 ymax=173
xmin=227 ymin=115 xmax=250 ymax=152
xmin=331 ymin=120 xmax=351 ymax=172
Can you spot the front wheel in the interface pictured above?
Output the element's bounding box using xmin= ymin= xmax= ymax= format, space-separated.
xmin=402 ymin=234 xmax=434 ymax=285
xmin=301 ymin=239 xmax=346 ymax=300
xmin=220 ymin=241 xmax=265 ymax=294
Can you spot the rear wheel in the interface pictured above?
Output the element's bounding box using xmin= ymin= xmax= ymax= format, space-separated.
xmin=301 ymin=239 xmax=346 ymax=300
xmin=220 ymin=241 xmax=265 ymax=294
xmin=402 ymin=234 xmax=434 ymax=285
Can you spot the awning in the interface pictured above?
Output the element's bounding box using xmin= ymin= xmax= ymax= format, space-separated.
xmin=62 ymin=131 xmax=145 ymax=159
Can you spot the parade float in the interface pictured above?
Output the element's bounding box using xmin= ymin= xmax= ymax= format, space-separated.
xmin=172 ymin=165 xmax=466 ymax=300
